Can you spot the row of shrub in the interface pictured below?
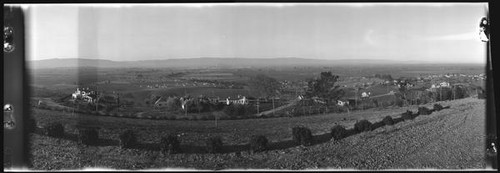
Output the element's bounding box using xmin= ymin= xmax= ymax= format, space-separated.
xmin=400 ymin=103 xmax=450 ymax=122
xmin=327 ymin=103 xmax=451 ymax=142
xmin=41 ymin=122 xmax=271 ymax=154
xmin=39 ymin=103 xmax=452 ymax=154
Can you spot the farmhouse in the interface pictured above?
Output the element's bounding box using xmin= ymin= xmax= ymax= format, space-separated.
xmin=226 ymin=96 xmax=249 ymax=105
xmin=337 ymin=100 xmax=349 ymax=106
xmin=361 ymin=92 xmax=371 ymax=99
xmin=71 ymin=87 xmax=96 ymax=103
xmin=439 ymin=82 xmax=450 ymax=87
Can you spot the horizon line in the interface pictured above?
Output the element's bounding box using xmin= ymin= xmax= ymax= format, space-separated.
xmin=30 ymin=57 xmax=486 ymax=64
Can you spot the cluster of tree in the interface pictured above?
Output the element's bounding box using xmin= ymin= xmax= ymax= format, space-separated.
xmin=222 ymin=104 xmax=257 ymax=118
xmin=249 ymin=74 xmax=282 ymax=112
xmin=398 ymin=85 xmax=473 ymax=106
xmin=432 ymin=85 xmax=470 ymax=101
xmin=183 ymin=97 xmax=225 ymax=113
xmin=373 ymin=74 xmax=393 ymax=81
xmin=304 ymin=71 xmax=345 ymax=105
xmin=161 ymin=96 xmax=225 ymax=113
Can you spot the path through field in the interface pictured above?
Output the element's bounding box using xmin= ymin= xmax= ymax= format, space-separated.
xmin=256 ymin=98 xmax=300 ymax=117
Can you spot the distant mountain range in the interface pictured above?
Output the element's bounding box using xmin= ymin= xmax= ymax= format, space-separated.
xmin=28 ymin=57 xmax=473 ymax=69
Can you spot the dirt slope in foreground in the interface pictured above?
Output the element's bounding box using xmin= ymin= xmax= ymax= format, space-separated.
xmin=29 ymin=98 xmax=487 ymax=170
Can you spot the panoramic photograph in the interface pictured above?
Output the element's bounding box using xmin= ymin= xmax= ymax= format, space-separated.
xmin=10 ymin=3 xmax=493 ymax=170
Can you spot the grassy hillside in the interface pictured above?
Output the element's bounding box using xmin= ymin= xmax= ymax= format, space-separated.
xmin=29 ymin=97 xmax=486 ymax=170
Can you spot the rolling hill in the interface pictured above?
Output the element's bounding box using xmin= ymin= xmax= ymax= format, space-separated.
xmin=29 ymin=57 xmax=444 ymax=69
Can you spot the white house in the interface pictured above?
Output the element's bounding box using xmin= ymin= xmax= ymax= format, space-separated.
xmin=337 ymin=100 xmax=349 ymax=106
xmin=439 ymin=82 xmax=450 ymax=88
xmin=72 ymin=88 xmax=95 ymax=103
xmin=361 ymin=92 xmax=371 ymax=98
xmin=226 ymin=96 xmax=249 ymax=105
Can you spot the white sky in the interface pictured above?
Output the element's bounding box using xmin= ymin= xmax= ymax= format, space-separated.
xmin=25 ymin=3 xmax=487 ymax=64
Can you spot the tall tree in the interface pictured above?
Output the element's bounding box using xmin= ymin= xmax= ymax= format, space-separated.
xmin=305 ymin=71 xmax=344 ymax=105
xmin=249 ymin=74 xmax=281 ymax=114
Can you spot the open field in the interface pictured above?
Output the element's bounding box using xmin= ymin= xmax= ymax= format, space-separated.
xmin=29 ymin=97 xmax=486 ymax=170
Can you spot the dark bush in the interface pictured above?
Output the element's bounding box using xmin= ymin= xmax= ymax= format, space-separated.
xmin=249 ymin=135 xmax=269 ymax=153
xmin=45 ymin=122 xmax=64 ymax=138
xmin=418 ymin=106 xmax=432 ymax=115
xmin=354 ymin=120 xmax=372 ymax=132
xmin=78 ymin=128 xmax=99 ymax=145
xmin=402 ymin=110 xmax=414 ymax=120
xmin=119 ymin=130 xmax=137 ymax=149
xmin=160 ymin=134 xmax=181 ymax=154
xmin=206 ymin=136 xmax=223 ymax=153
xmin=433 ymin=103 xmax=444 ymax=111
xmin=292 ymin=126 xmax=313 ymax=146
xmin=370 ymin=121 xmax=385 ymax=130
xmin=383 ymin=116 xmax=394 ymax=125
xmin=331 ymin=125 xmax=348 ymax=141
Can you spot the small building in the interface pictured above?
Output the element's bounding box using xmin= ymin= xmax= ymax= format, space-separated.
xmin=361 ymin=92 xmax=371 ymax=98
xmin=440 ymin=82 xmax=450 ymax=88
xmin=72 ymin=87 xmax=96 ymax=103
xmin=226 ymin=96 xmax=249 ymax=105
xmin=337 ymin=100 xmax=349 ymax=106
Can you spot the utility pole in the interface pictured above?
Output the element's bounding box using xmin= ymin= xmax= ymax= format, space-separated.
xmin=440 ymin=87 xmax=442 ymax=101
xmin=453 ymin=86 xmax=456 ymax=100
xmin=215 ymin=114 xmax=218 ymax=128
xmin=272 ymin=97 xmax=275 ymax=116
xmin=355 ymin=88 xmax=358 ymax=109
xmin=95 ymin=93 xmax=100 ymax=112
xmin=256 ymin=101 xmax=259 ymax=114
